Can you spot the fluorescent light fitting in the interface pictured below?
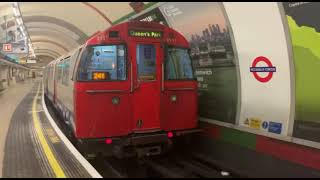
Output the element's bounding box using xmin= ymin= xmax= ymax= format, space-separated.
xmin=13 ymin=7 xmax=20 ymax=17
xmin=16 ymin=18 xmax=22 ymax=25
xmin=12 ymin=2 xmax=18 ymax=7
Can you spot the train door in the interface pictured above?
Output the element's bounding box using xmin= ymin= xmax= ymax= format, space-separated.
xmin=132 ymin=43 xmax=162 ymax=132
xmin=160 ymin=47 xmax=198 ymax=131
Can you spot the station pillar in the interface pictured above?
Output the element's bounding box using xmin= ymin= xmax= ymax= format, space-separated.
xmin=0 ymin=65 xmax=9 ymax=90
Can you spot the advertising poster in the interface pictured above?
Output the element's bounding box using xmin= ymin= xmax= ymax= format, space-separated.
xmin=283 ymin=2 xmax=320 ymax=142
xmin=159 ymin=2 xmax=238 ymax=124
xmin=132 ymin=7 xmax=168 ymax=26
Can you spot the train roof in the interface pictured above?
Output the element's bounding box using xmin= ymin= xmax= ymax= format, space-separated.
xmin=47 ymin=21 xmax=190 ymax=66
xmin=86 ymin=21 xmax=190 ymax=47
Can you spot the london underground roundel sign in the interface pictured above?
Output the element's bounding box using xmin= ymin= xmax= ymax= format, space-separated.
xmin=250 ymin=56 xmax=276 ymax=83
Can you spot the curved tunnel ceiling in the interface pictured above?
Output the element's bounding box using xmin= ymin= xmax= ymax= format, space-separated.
xmin=33 ymin=42 xmax=68 ymax=55
xmin=34 ymin=49 xmax=62 ymax=59
xmin=23 ymin=16 xmax=89 ymax=42
xmin=26 ymin=23 xmax=83 ymax=43
xmin=29 ymin=32 xmax=79 ymax=49
xmin=32 ymin=39 xmax=70 ymax=52
xmin=0 ymin=2 xmax=152 ymax=68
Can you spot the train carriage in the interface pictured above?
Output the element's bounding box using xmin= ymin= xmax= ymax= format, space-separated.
xmin=44 ymin=21 xmax=199 ymax=158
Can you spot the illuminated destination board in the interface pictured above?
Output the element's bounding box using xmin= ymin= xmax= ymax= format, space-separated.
xmin=129 ymin=30 xmax=162 ymax=38
xmin=92 ymin=72 xmax=108 ymax=80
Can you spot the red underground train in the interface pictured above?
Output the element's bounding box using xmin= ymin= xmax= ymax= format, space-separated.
xmin=43 ymin=21 xmax=199 ymax=158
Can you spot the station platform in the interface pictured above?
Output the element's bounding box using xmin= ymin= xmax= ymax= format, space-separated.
xmin=0 ymin=79 xmax=101 ymax=178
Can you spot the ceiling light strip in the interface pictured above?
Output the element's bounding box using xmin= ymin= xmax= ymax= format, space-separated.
xmin=11 ymin=2 xmax=36 ymax=58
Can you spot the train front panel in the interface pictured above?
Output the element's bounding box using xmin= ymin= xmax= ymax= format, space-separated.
xmin=73 ymin=22 xmax=198 ymax=141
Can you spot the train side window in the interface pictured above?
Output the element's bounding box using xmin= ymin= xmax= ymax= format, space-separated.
xmin=165 ymin=47 xmax=194 ymax=80
xmin=56 ymin=60 xmax=64 ymax=82
xmin=62 ymin=58 xmax=70 ymax=86
xmin=77 ymin=45 xmax=126 ymax=81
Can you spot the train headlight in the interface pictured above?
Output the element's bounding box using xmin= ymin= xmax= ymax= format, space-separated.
xmin=167 ymin=132 xmax=174 ymax=138
xmin=171 ymin=95 xmax=177 ymax=102
xmin=112 ymin=96 xmax=120 ymax=105
xmin=105 ymin=138 xmax=112 ymax=144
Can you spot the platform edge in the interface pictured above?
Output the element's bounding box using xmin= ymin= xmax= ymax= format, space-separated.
xmin=41 ymin=84 xmax=102 ymax=178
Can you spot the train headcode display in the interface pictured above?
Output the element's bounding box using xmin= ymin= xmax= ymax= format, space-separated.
xmin=92 ymin=72 xmax=108 ymax=80
xmin=129 ymin=30 xmax=162 ymax=38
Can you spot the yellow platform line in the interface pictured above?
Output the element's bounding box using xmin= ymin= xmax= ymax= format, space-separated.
xmin=32 ymin=84 xmax=66 ymax=178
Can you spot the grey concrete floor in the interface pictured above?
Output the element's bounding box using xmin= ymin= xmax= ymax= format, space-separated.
xmin=0 ymin=78 xmax=35 ymax=177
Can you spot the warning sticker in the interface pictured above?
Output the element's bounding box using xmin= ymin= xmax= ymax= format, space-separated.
xmin=244 ymin=118 xmax=249 ymax=125
xmin=249 ymin=118 xmax=261 ymax=129
xmin=262 ymin=121 xmax=268 ymax=129
xmin=268 ymin=121 xmax=282 ymax=134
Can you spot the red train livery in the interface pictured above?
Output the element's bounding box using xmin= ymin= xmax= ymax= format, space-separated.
xmin=44 ymin=21 xmax=199 ymax=157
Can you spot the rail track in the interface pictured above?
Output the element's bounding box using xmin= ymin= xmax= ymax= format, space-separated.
xmin=90 ymin=149 xmax=242 ymax=178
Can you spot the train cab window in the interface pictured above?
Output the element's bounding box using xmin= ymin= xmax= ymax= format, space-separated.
xmin=165 ymin=48 xmax=194 ymax=80
xmin=136 ymin=44 xmax=156 ymax=81
xmin=77 ymin=45 xmax=126 ymax=81
xmin=62 ymin=58 xmax=70 ymax=86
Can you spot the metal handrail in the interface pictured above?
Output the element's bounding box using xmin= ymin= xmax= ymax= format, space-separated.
xmin=86 ymin=90 xmax=126 ymax=94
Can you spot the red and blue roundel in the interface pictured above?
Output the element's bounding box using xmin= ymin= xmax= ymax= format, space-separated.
xmin=250 ymin=56 xmax=276 ymax=83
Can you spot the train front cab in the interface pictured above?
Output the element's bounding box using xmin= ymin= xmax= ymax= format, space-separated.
xmin=75 ymin=22 xmax=200 ymax=157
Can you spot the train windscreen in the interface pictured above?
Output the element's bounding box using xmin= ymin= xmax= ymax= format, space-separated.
xmin=77 ymin=45 xmax=126 ymax=81
xmin=165 ymin=48 xmax=194 ymax=80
